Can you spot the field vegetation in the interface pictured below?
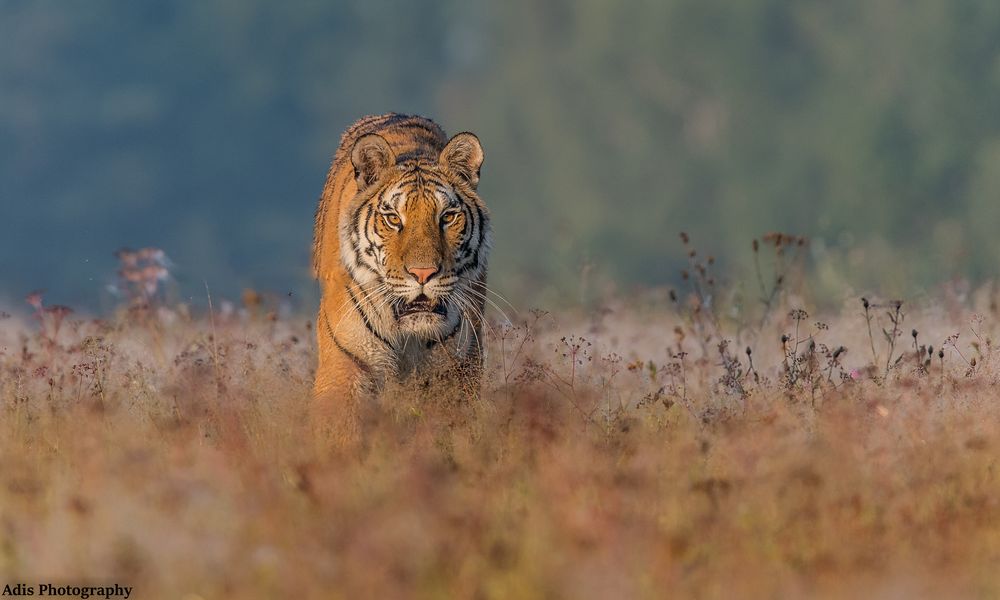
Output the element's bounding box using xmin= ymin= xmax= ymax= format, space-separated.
xmin=2 ymin=238 xmax=999 ymax=599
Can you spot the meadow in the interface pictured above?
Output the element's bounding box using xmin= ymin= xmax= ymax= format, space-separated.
xmin=2 ymin=237 xmax=999 ymax=599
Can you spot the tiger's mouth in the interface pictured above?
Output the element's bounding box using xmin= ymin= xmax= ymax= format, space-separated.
xmin=394 ymin=294 xmax=447 ymax=319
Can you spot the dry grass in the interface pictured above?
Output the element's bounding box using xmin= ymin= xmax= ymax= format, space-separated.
xmin=2 ymin=279 xmax=1000 ymax=599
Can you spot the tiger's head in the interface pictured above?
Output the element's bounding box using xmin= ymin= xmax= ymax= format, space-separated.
xmin=338 ymin=132 xmax=490 ymax=341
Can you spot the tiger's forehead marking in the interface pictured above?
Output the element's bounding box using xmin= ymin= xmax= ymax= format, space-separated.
xmin=379 ymin=165 xmax=456 ymax=212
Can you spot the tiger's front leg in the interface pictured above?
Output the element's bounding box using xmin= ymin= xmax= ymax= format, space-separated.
xmin=311 ymin=313 xmax=383 ymax=452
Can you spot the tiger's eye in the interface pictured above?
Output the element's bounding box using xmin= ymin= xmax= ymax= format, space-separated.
xmin=442 ymin=212 xmax=458 ymax=225
xmin=384 ymin=214 xmax=402 ymax=227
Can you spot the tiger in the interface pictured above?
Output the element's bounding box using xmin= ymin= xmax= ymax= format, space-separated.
xmin=310 ymin=113 xmax=491 ymax=442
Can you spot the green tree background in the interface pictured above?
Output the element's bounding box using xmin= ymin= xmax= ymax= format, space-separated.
xmin=2 ymin=0 xmax=999 ymax=308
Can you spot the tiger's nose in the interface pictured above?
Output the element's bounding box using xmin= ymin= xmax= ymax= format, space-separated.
xmin=407 ymin=265 xmax=439 ymax=285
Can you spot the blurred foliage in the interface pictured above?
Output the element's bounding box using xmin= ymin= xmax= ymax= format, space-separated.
xmin=2 ymin=0 xmax=1000 ymax=308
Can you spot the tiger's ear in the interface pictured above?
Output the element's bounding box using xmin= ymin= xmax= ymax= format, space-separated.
xmin=351 ymin=134 xmax=395 ymax=190
xmin=440 ymin=132 xmax=484 ymax=189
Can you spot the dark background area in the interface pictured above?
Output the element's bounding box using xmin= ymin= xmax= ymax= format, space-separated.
xmin=3 ymin=0 xmax=1000 ymax=310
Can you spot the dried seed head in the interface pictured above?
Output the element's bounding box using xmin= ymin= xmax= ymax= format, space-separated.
xmin=25 ymin=290 xmax=44 ymax=310
xmin=45 ymin=305 xmax=73 ymax=318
